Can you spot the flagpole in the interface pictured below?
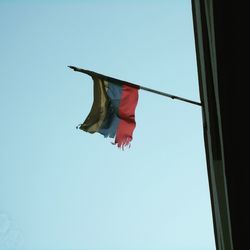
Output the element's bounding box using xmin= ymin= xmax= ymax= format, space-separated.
xmin=68 ymin=66 xmax=202 ymax=107
xmin=139 ymin=85 xmax=202 ymax=106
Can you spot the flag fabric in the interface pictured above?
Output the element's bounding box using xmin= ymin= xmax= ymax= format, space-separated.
xmin=78 ymin=76 xmax=139 ymax=148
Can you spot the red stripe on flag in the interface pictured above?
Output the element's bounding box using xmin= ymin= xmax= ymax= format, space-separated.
xmin=115 ymin=84 xmax=139 ymax=148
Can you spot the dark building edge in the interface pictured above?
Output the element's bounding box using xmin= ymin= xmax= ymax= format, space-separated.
xmin=191 ymin=1 xmax=234 ymax=250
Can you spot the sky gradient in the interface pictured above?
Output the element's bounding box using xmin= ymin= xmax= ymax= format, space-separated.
xmin=0 ymin=1 xmax=216 ymax=250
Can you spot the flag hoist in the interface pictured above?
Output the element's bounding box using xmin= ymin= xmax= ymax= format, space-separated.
xmin=68 ymin=66 xmax=201 ymax=148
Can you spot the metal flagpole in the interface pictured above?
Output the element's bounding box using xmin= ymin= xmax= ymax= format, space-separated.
xmin=68 ymin=66 xmax=202 ymax=107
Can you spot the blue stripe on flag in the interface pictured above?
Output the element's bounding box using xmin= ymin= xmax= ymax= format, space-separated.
xmin=98 ymin=82 xmax=122 ymax=138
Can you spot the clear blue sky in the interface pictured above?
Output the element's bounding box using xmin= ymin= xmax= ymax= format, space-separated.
xmin=0 ymin=1 xmax=216 ymax=250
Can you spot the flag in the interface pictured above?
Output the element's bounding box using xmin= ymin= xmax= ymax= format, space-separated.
xmin=78 ymin=75 xmax=139 ymax=148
